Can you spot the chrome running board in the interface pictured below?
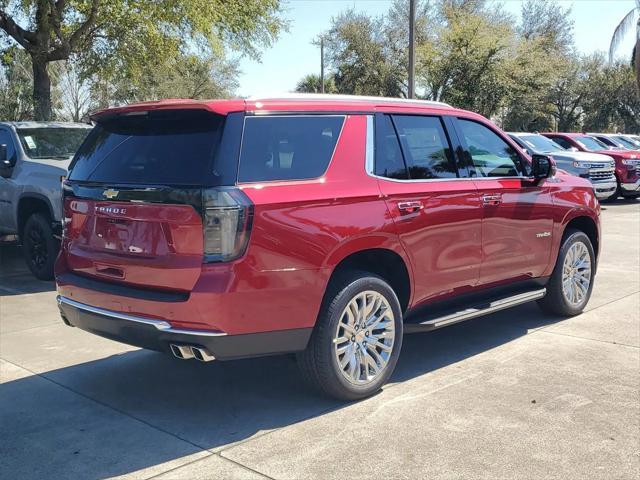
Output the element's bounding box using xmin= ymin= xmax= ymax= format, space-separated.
xmin=405 ymin=288 xmax=546 ymax=333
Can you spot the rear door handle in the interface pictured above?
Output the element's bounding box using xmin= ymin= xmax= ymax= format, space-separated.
xmin=482 ymin=194 xmax=502 ymax=206
xmin=397 ymin=201 xmax=423 ymax=214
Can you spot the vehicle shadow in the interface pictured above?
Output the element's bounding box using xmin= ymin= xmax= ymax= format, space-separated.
xmin=0 ymin=242 xmax=55 ymax=295
xmin=0 ymin=299 xmax=560 ymax=479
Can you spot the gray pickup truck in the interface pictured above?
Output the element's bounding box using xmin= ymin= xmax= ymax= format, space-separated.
xmin=0 ymin=122 xmax=92 ymax=279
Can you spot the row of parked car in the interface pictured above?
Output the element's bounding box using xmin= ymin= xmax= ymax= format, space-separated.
xmin=508 ymin=131 xmax=640 ymax=202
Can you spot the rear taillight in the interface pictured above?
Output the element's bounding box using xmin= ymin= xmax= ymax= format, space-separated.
xmin=202 ymin=187 xmax=253 ymax=263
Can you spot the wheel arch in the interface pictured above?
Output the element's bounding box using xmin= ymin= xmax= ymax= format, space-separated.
xmin=563 ymin=214 xmax=599 ymax=258
xmin=17 ymin=194 xmax=54 ymax=239
xmin=325 ymin=247 xmax=412 ymax=314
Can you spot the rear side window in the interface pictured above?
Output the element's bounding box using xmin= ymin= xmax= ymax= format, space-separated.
xmin=392 ymin=115 xmax=457 ymax=179
xmin=69 ymin=110 xmax=224 ymax=185
xmin=238 ymin=116 xmax=344 ymax=182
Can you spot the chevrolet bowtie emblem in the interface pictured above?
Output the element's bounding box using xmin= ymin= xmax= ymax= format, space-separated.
xmin=103 ymin=189 xmax=119 ymax=199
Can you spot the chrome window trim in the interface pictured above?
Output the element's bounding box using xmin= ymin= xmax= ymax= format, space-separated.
xmin=366 ymin=114 xmax=529 ymax=184
xmin=57 ymin=295 xmax=228 ymax=337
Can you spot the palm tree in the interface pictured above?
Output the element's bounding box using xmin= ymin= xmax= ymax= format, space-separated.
xmin=609 ymin=1 xmax=640 ymax=89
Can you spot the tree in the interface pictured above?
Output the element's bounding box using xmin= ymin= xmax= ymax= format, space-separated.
xmin=295 ymin=73 xmax=337 ymax=94
xmin=609 ymin=0 xmax=639 ymax=89
xmin=0 ymin=1 xmax=284 ymax=120
xmin=57 ymin=59 xmax=93 ymax=122
xmin=0 ymin=47 xmax=32 ymax=120
xmin=323 ymin=10 xmax=405 ymax=97
xmin=519 ymin=0 xmax=574 ymax=53
xmin=417 ymin=3 xmax=513 ymax=117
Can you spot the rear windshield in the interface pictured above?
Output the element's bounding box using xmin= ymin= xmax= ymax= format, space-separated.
xmin=238 ymin=115 xmax=344 ymax=182
xmin=69 ymin=110 xmax=223 ymax=185
xmin=17 ymin=127 xmax=90 ymax=159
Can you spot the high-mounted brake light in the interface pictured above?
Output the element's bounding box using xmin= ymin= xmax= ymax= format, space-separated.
xmin=202 ymin=187 xmax=253 ymax=263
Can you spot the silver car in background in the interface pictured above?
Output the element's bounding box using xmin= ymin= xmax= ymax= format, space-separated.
xmin=588 ymin=133 xmax=640 ymax=151
xmin=508 ymin=132 xmax=617 ymax=200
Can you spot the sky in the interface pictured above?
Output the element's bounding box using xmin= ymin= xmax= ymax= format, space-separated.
xmin=237 ymin=0 xmax=638 ymax=96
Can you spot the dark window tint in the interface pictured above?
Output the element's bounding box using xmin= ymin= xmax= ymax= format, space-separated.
xmin=458 ymin=119 xmax=523 ymax=177
xmin=550 ymin=136 xmax=572 ymax=149
xmin=0 ymin=129 xmax=16 ymax=161
xmin=375 ymin=115 xmax=408 ymax=179
xmin=392 ymin=115 xmax=457 ymax=179
xmin=238 ymin=116 xmax=344 ymax=182
xmin=69 ymin=110 xmax=224 ymax=185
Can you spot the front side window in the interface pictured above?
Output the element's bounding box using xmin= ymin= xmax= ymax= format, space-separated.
xmin=458 ymin=119 xmax=523 ymax=177
xmin=17 ymin=128 xmax=90 ymax=160
xmin=238 ymin=116 xmax=344 ymax=183
xmin=391 ymin=115 xmax=457 ymax=179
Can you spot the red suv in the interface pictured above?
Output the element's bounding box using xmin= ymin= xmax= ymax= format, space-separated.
xmin=56 ymin=95 xmax=600 ymax=400
xmin=542 ymin=132 xmax=640 ymax=200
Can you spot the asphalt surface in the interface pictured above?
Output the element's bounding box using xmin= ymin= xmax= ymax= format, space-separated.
xmin=1 ymin=200 xmax=639 ymax=480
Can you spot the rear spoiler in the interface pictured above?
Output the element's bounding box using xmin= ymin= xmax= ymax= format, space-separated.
xmin=90 ymin=99 xmax=246 ymax=123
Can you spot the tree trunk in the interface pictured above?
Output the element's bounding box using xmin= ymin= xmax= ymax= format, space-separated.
xmin=32 ymin=56 xmax=52 ymax=121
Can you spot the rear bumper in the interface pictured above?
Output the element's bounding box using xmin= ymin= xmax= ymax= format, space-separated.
xmin=57 ymin=295 xmax=311 ymax=360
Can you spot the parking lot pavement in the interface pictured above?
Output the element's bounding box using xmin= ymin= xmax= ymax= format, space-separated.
xmin=1 ymin=201 xmax=638 ymax=480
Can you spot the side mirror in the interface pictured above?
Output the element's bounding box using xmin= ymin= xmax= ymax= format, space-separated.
xmin=0 ymin=144 xmax=14 ymax=178
xmin=531 ymin=154 xmax=556 ymax=180
xmin=568 ymin=147 xmax=579 ymax=152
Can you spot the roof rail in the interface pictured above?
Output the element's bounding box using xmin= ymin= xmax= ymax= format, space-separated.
xmin=246 ymin=93 xmax=453 ymax=109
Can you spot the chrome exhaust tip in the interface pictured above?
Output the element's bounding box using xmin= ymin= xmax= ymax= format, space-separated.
xmin=170 ymin=344 xmax=195 ymax=360
xmin=191 ymin=346 xmax=215 ymax=362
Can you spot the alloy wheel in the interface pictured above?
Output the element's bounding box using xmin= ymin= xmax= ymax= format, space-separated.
xmin=333 ymin=290 xmax=396 ymax=385
xmin=561 ymin=241 xmax=592 ymax=307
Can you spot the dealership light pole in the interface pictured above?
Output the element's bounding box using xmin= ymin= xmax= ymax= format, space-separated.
xmin=408 ymin=0 xmax=416 ymax=99
xmin=320 ymin=36 xmax=325 ymax=94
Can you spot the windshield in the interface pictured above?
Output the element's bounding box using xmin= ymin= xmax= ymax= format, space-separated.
xmin=17 ymin=127 xmax=91 ymax=159
xmin=576 ymin=136 xmax=608 ymax=151
xmin=616 ymin=136 xmax=640 ymax=149
xmin=519 ymin=135 xmax=565 ymax=153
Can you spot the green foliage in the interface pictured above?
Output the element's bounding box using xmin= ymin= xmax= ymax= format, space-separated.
xmin=296 ymin=0 xmax=638 ymax=134
xmin=295 ymin=73 xmax=337 ymax=94
xmin=0 ymin=47 xmax=32 ymax=120
xmin=0 ymin=0 xmax=285 ymax=119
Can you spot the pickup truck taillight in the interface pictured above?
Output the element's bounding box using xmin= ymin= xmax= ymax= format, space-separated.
xmin=202 ymin=187 xmax=253 ymax=263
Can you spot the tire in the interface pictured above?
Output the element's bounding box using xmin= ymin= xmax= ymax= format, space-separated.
xmin=537 ymin=229 xmax=595 ymax=317
xmin=22 ymin=213 xmax=58 ymax=280
xmin=297 ymin=270 xmax=403 ymax=401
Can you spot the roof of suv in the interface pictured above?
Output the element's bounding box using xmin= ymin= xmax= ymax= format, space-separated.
xmin=90 ymin=94 xmax=471 ymax=121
